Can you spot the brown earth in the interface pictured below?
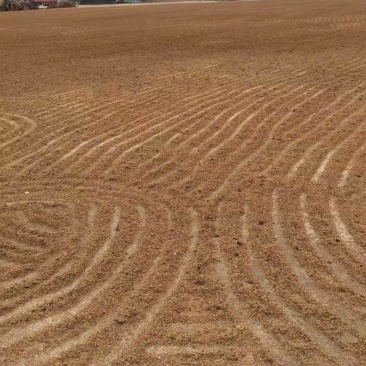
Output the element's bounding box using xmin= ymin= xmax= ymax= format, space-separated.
xmin=0 ymin=0 xmax=366 ymax=365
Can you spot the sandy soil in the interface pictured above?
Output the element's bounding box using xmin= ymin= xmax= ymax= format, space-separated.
xmin=0 ymin=0 xmax=366 ymax=365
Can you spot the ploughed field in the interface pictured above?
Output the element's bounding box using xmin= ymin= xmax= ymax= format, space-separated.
xmin=0 ymin=0 xmax=366 ymax=365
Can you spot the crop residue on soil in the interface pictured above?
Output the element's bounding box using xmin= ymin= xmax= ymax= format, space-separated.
xmin=0 ymin=0 xmax=365 ymax=365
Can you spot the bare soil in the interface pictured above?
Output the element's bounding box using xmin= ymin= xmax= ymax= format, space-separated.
xmin=0 ymin=0 xmax=365 ymax=365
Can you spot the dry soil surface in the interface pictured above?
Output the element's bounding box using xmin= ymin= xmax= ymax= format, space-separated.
xmin=0 ymin=0 xmax=366 ymax=365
